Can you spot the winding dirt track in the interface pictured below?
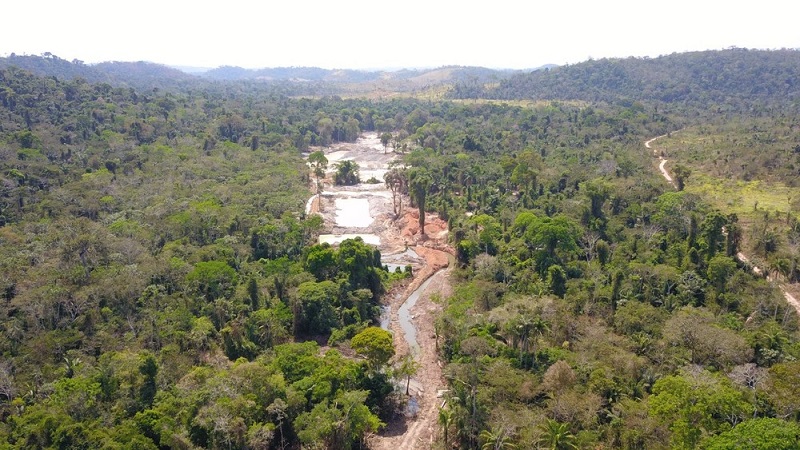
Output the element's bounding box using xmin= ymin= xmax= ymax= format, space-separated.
xmin=645 ymin=134 xmax=675 ymax=187
xmin=645 ymin=135 xmax=800 ymax=315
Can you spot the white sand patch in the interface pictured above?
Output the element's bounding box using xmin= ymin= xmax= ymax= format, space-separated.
xmin=335 ymin=198 xmax=373 ymax=227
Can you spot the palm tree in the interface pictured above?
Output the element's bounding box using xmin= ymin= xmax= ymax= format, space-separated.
xmin=409 ymin=168 xmax=432 ymax=235
xmin=510 ymin=315 xmax=549 ymax=369
xmin=480 ymin=427 xmax=517 ymax=450
xmin=529 ymin=317 xmax=550 ymax=355
xmin=438 ymin=407 xmax=453 ymax=448
xmin=334 ymin=160 xmax=360 ymax=186
xmin=538 ymin=419 xmax=577 ymax=450
xmin=394 ymin=354 xmax=420 ymax=395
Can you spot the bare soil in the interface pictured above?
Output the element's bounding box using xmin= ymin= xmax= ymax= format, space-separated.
xmin=308 ymin=133 xmax=454 ymax=449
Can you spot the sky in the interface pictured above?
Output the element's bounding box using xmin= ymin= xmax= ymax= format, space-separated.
xmin=3 ymin=0 xmax=798 ymax=70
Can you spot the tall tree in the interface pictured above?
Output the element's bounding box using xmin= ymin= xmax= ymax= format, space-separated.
xmin=409 ymin=168 xmax=432 ymax=236
xmin=393 ymin=354 xmax=420 ymax=395
xmin=384 ymin=167 xmax=407 ymax=218
xmin=308 ymin=150 xmax=328 ymax=195
xmin=672 ymin=164 xmax=691 ymax=191
xmin=380 ymin=132 xmax=392 ymax=154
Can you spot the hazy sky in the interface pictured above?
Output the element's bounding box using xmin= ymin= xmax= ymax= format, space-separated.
xmin=3 ymin=0 xmax=798 ymax=70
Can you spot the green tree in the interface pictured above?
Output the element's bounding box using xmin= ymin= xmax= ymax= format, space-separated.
xmin=700 ymin=212 xmax=727 ymax=259
xmin=649 ymin=369 xmax=752 ymax=449
xmin=706 ymin=255 xmax=737 ymax=292
xmin=409 ymin=168 xmax=432 ymax=235
xmin=305 ymin=243 xmax=339 ymax=281
xmin=384 ymin=167 xmax=407 ymax=218
xmin=138 ymin=354 xmax=158 ymax=409
xmin=538 ymin=419 xmax=577 ymax=450
xmin=480 ymin=426 xmax=517 ymax=450
xmin=547 ymin=265 xmax=568 ymax=298
xmin=308 ymin=150 xmax=328 ymax=194
xmin=514 ymin=212 xmax=579 ymax=272
xmin=380 ymin=132 xmax=392 ymax=154
xmin=351 ymin=327 xmax=394 ymax=371
xmin=393 ymin=354 xmax=420 ymax=395
xmin=701 ymin=418 xmax=800 ymax=450
xmin=439 ymin=407 xmax=454 ymax=448
xmin=672 ymin=164 xmax=691 ymax=191
xmin=294 ymin=390 xmax=382 ymax=450
xmin=186 ymin=261 xmax=238 ymax=300
xmin=596 ymin=239 xmax=610 ymax=266
xmin=766 ymin=361 xmax=800 ymax=419
xmin=581 ymin=178 xmax=612 ymax=220
xmin=471 ymin=214 xmax=502 ymax=255
xmin=294 ymin=280 xmax=339 ymax=335
xmin=334 ymin=160 xmax=360 ymax=185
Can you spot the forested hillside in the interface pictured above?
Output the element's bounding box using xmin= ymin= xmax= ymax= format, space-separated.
xmin=451 ymin=48 xmax=800 ymax=106
xmin=0 ymin=54 xmax=198 ymax=92
xmin=1 ymin=48 xmax=800 ymax=449
xmin=0 ymin=53 xmax=519 ymax=98
xmin=0 ymin=65 xmax=424 ymax=448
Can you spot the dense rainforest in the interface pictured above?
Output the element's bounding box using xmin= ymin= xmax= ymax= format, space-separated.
xmin=1 ymin=48 xmax=800 ymax=449
xmin=450 ymin=48 xmax=800 ymax=106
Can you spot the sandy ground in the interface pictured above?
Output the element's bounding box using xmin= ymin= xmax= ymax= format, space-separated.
xmin=307 ymin=133 xmax=454 ymax=449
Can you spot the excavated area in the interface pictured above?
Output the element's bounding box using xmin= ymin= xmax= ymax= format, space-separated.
xmin=306 ymin=133 xmax=454 ymax=449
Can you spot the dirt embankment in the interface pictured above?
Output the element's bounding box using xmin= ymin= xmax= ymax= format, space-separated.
xmin=307 ymin=133 xmax=454 ymax=449
xmin=375 ymin=234 xmax=453 ymax=449
xmin=374 ymin=207 xmax=454 ymax=449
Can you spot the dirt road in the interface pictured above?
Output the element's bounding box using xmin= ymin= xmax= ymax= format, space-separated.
xmin=645 ymin=134 xmax=800 ymax=315
xmin=645 ymin=134 xmax=675 ymax=187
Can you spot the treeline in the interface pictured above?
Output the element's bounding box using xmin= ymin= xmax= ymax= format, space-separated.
xmin=0 ymin=54 xmax=518 ymax=97
xmin=451 ymin=48 xmax=800 ymax=107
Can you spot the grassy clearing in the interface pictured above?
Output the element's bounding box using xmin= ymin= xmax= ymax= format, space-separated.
xmin=653 ymin=124 xmax=800 ymax=223
xmin=684 ymin=173 xmax=800 ymax=220
xmin=655 ymin=121 xmax=800 ymax=185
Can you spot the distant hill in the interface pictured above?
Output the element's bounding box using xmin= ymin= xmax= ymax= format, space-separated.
xmin=0 ymin=54 xmax=522 ymax=95
xmin=92 ymin=61 xmax=197 ymax=90
xmin=0 ymin=53 xmax=112 ymax=83
xmin=201 ymin=66 xmax=374 ymax=82
xmin=0 ymin=53 xmax=198 ymax=91
xmin=449 ymin=48 xmax=800 ymax=105
xmin=198 ymin=64 xmax=519 ymax=84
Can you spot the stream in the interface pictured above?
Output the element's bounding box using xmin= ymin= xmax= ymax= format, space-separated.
xmin=311 ymin=134 xmax=450 ymax=448
xmin=305 ymin=133 xmax=428 ymax=352
xmin=396 ymin=276 xmax=435 ymax=355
